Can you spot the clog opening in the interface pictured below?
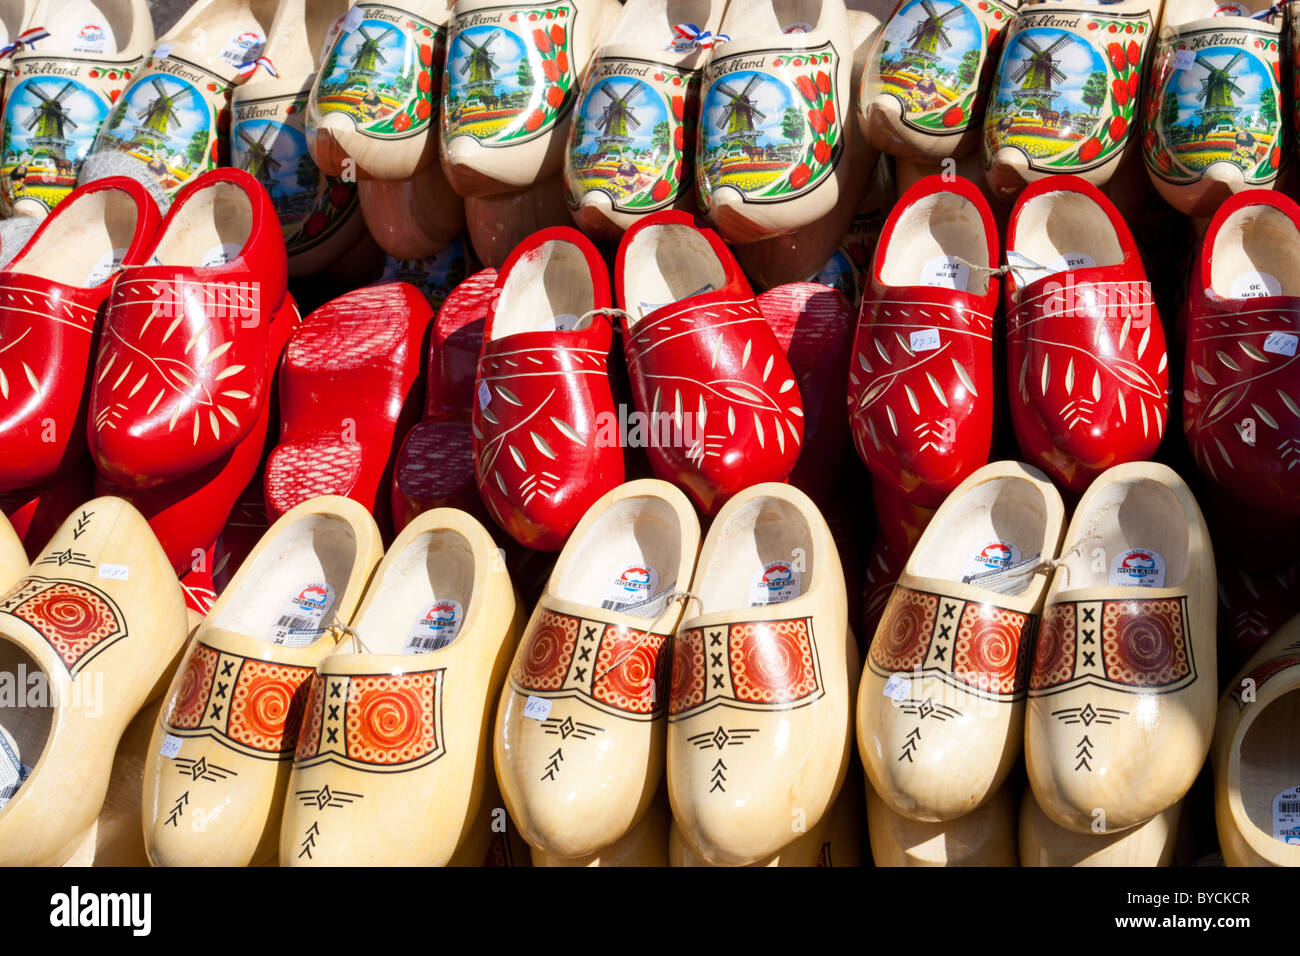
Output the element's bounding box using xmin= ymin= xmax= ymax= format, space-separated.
xmin=1210 ymin=204 xmax=1300 ymax=298
xmin=879 ymin=192 xmax=991 ymax=296
xmin=168 ymin=0 xmax=278 ymax=50
xmin=210 ymin=513 xmax=359 ymax=644
xmin=43 ymin=0 xmax=144 ymax=52
xmin=724 ymin=0 xmax=828 ymax=34
xmin=553 ymin=495 xmax=684 ymax=617
xmin=0 ymin=642 xmax=52 ymax=792
xmin=352 ymin=529 xmax=477 ymax=654
xmin=1011 ymin=191 xmax=1123 ymax=273
xmin=1058 ymin=478 xmax=1189 ymax=590
xmin=491 ymin=240 xmax=596 ymax=338
xmin=622 ymin=224 xmax=726 ymax=323
xmin=606 ymin=0 xmax=722 ymax=43
xmin=1238 ymin=686 xmax=1300 ymax=841
xmin=696 ymin=496 xmax=813 ymax=613
xmin=8 ymin=188 xmax=143 ymax=287
xmin=151 ymin=182 xmax=254 ymax=268
xmin=911 ymin=476 xmax=1048 ymax=595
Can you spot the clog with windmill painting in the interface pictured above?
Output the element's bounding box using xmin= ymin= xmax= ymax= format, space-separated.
xmin=1 ymin=0 xmax=153 ymax=219
xmin=308 ymin=0 xmax=450 ymax=181
xmin=142 ymin=495 xmax=383 ymax=867
xmin=495 ymin=480 xmax=699 ymax=860
xmin=232 ymin=0 xmax=366 ymax=277
xmin=88 ymin=0 xmax=279 ymax=199
xmin=1025 ymin=461 xmax=1216 ymax=835
xmin=1019 ymin=786 xmax=1181 ymax=866
xmin=982 ymin=0 xmax=1156 ymax=200
xmin=0 ymin=497 xmax=189 ymax=866
xmin=562 ymin=0 xmax=726 ymax=240
xmin=865 ymin=777 xmax=1019 ymax=865
xmin=1142 ymin=0 xmax=1283 ymax=218
xmin=0 ymin=176 xmax=160 ymax=494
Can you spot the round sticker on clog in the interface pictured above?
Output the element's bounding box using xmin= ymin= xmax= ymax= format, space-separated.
xmin=1210 ymin=2 xmax=1250 ymax=15
xmin=602 ymin=563 xmax=661 ymax=615
xmin=964 ymin=539 xmax=1021 ymax=578
xmin=1109 ymin=548 xmax=1165 ymax=588
xmin=404 ymin=598 xmax=464 ymax=652
xmin=750 ymin=560 xmax=802 ymax=606
xmin=1230 ymin=271 xmax=1281 ymax=299
xmin=272 ymin=582 xmax=337 ymax=645
xmin=1273 ymin=785 xmax=1300 ymax=844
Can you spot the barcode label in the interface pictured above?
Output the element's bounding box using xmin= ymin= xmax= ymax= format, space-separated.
xmin=1273 ymin=785 xmax=1300 ymax=842
xmin=406 ymin=633 xmax=453 ymax=653
xmin=1279 ymin=801 xmax=1300 ymax=813
xmin=274 ymin=615 xmax=323 ymax=646
xmin=271 ymin=582 xmax=336 ymax=645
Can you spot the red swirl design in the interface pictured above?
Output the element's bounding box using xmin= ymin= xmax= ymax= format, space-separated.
xmin=592 ymin=626 xmax=666 ymax=714
xmin=869 ymin=587 xmax=936 ymax=672
xmin=227 ymin=661 xmax=314 ymax=753
xmin=6 ymin=580 xmax=123 ymax=672
xmin=345 ymin=673 xmax=438 ymax=765
xmin=730 ymin=620 xmax=819 ymax=704
xmin=953 ymin=604 xmax=1029 ymax=696
xmin=1103 ymin=599 xmax=1188 ymax=687
xmin=669 ymin=628 xmax=706 ymax=715
xmin=513 ymin=611 xmax=577 ymax=690
xmin=169 ymin=643 xmax=218 ymax=729
xmin=1030 ymin=603 xmax=1075 ymax=691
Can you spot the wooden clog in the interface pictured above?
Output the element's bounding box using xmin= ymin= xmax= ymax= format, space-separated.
xmin=1025 ymin=461 xmax=1217 ymax=834
xmin=358 ymin=159 xmax=465 ymax=259
xmin=530 ymin=788 xmax=671 ymax=865
xmin=0 ymin=176 xmax=160 ymax=493
xmin=463 ymin=172 xmax=573 ymax=268
xmin=232 ymin=0 xmax=366 ymax=278
xmin=895 ymin=147 xmax=1011 ymax=226
xmin=1212 ymin=613 xmax=1300 ymax=866
xmin=982 ymin=0 xmax=1157 ymax=200
xmin=282 ymin=507 xmax=519 ymax=866
xmin=807 ymin=150 xmax=895 ymax=305
xmin=859 ymin=460 xmax=1064 ymax=821
xmin=0 ymin=508 xmax=24 ymax=591
xmin=0 ymin=0 xmax=31 ymax=92
xmin=1019 ymin=785 xmax=1181 ymax=865
xmin=496 ymin=479 xmax=700 ymax=859
xmin=142 ymin=495 xmax=383 ymax=866
xmin=865 ymin=776 xmax=1019 ymax=865
xmin=0 ymin=470 xmax=92 ymax=561
xmin=860 ymin=0 xmax=1019 ymax=162
xmin=90 ymin=0 xmax=279 ymax=197
xmin=308 ymin=0 xmax=448 ymax=181
xmin=0 ymin=496 xmax=189 ymax=865
xmin=562 ymin=0 xmax=725 ymax=240
xmin=668 ymin=482 xmax=853 ymax=866
xmin=1142 ymin=0 xmax=1283 ymax=217
xmin=1 ymin=0 xmax=153 ymax=218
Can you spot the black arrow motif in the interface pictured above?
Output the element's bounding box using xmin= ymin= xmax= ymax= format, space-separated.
xmin=710 ymin=758 xmax=727 ymax=793
xmin=1075 ymin=735 xmax=1093 ymax=772
xmin=540 ymin=747 xmax=564 ymax=781
xmin=165 ymin=791 xmax=189 ymax=827
xmin=899 ymin=727 xmax=921 ymax=763
xmin=73 ymin=510 xmax=93 ymax=539
xmin=298 ymin=821 xmax=319 ymax=859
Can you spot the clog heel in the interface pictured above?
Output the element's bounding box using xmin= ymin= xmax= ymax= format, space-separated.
xmin=865 ymin=776 xmax=1019 ymax=865
xmin=1019 ymin=785 xmax=1181 ymax=866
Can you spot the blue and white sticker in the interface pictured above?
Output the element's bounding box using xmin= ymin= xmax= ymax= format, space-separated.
xmin=964 ymin=540 xmax=1021 ymax=578
xmin=602 ymin=563 xmax=667 ymax=618
xmin=403 ymin=598 xmax=464 ymax=653
xmin=1273 ymin=786 xmax=1300 ymax=844
xmin=272 ymin=582 xmax=336 ymax=646
xmin=1109 ymin=548 xmax=1166 ymax=589
xmin=0 ymin=725 xmax=26 ymax=810
xmin=749 ymin=560 xmax=802 ymax=607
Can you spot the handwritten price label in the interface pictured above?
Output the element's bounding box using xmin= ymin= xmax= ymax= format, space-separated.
xmin=909 ymin=328 xmax=941 ymax=352
xmin=523 ymin=696 xmax=552 ymax=721
xmin=1264 ymin=332 xmax=1298 ymax=357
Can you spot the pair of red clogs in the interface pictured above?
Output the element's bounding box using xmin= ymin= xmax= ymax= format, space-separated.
xmin=472 ymin=211 xmax=807 ymax=550
xmin=0 ymin=169 xmax=294 ymax=577
xmin=848 ymin=173 xmax=1171 ymax=507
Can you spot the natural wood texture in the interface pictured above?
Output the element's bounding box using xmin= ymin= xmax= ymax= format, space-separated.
xmin=0 ymin=497 xmax=190 ymax=865
xmin=866 ymin=776 xmax=1019 ymax=865
xmin=464 ymin=173 xmax=574 ymax=267
xmin=531 ymin=788 xmax=671 ymax=866
xmin=1019 ymin=785 xmax=1180 ymax=866
xmin=358 ymin=159 xmax=465 ymax=259
xmin=0 ymin=510 xmax=25 ymax=592
xmin=895 ymin=151 xmax=1012 ymax=229
xmin=142 ymin=495 xmax=383 ymax=866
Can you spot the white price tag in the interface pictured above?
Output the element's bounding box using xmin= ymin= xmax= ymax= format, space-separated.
xmin=98 ymin=563 xmax=129 ymax=581
xmin=910 ymin=328 xmax=941 ymax=352
xmin=882 ymin=673 xmax=910 ymax=702
xmin=342 ymin=6 xmax=365 ymax=33
xmin=478 ymin=381 xmax=491 ymax=409
xmin=1230 ymin=270 xmax=1281 ymax=299
xmin=1172 ymin=48 xmax=1195 ymax=70
xmin=883 ymin=15 xmax=914 ymax=42
xmin=160 ymin=734 xmax=183 ymax=759
xmin=1264 ymin=332 xmax=1298 ymax=357
xmin=920 ymin=255 xmax=970 ymax=291
xmin=523 ymin=696 xmax=552 ymax=721
xmin=152 ymin=43 xmax=172 ymax=61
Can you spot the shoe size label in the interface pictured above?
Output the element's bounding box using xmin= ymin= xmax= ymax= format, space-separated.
xmin=1231 ymin=271 xmax=1281 ymax=299
xmin=403 ymin=598 xmax=465 ymax=652
xmin=442 ymin=1 xmax=579 ymax=148
xmin=271 ymin=582 xmax=337 ymax=645
xmin=749 ymin=560 xmax=802 ymax=606
xmin=85 ymin=247 xmax=126 ymax=286
xmin=1109 ymin=547 xmax=1165 ymax=588
xmin=919 ymin=255 xmax=970 ymax=291
xmin=1273 ymin=785 xmax=1300 ymax=844
xmin=602 ymin=563 xmax=670 ymax=618
xmin=217 ymin=28 xmax=267 ymax=70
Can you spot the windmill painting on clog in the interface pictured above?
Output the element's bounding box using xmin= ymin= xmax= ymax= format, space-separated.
xmin=859 ymin=0 xmax=1019 ymax=161
xmin=982 ymin=0 xmax=1155 ymax=199
xmin=0 ymin=0 xmax=153 ymax=218
xmin=1142 ymin=0 xmax=1282 ymax=217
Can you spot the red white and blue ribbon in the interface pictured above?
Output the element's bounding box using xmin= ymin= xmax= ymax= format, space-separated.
xmin=0 ymin=26 xmax=50 ymax=59
xmin=236 ymin=54 xmax=278 ymax=78
xmin=669 ymin=23 xmax=729 ymax=50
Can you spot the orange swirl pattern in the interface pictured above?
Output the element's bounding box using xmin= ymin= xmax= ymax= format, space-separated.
xmin=5 ymin=580 xmax=124 ymax=673
xmin=1103 ymin=599 xmax=1189 ymax=687
xmin=953 ymin=604 xmax=1031 ymax=695
xmin=669 ymin=627 xmax=706 ymax=715
xmin=730 ymin=619 xmax=819 ymax=704
xmin=294 ymin=675 xmax=326 ymax=761
xmin=513 ymin=610 xmax=579 ymax=690
xmin=345 ymin=672 xmax=438 ymax=765
xmin=227 ymin=660 xmax=315 ymax=754
xmin=592 ymin=625 xmax=668 ymax=714
xmin=1030 ymin=603 xmax=1076 ymax=691
xmin=869 ymin=587 xmax=937 ymax=673
xmin=170 ymin=643 xmax=219 ymax=729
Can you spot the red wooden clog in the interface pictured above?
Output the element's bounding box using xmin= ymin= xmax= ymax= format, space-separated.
xmin=0 ymin=469 xmax=94 ymax=561
xmin=88 ymin=168 xmax=289 ymax=489
xmin=1005 ymin=175 xmax=1169 ymax=492
xmin=614 ymin=210 xmax=803 ymax=514
xmin=848 ymin=174 xmax=999 ymax=509
xmin=0 ymin=178 xmax=161 ymax=492
xmin=1183 ymin=190 xmax=1300 ymax=518
xmin=472 ymin=228 xmax=622 ymax=550
xmin=264 ymin=283 xmax=434 ymax=533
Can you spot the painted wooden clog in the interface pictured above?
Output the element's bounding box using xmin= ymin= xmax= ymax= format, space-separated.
xmin=89 ymin=0 xmax=279 ymax=198
xmin=807 ymin=151 xmax=895 ymax=306
xmin=531 ymin=788 xmax=671 ymax=865
xmin=88 ymin=167 xmax=291 ymax=490
xmin=142 ymin=495 xmax=383 ymax=867
xmin=496 ymin=479 xmax=700 ymax=859
xmin=308 ymin=0 xmax=449 ymax=181
xmin=860 ymin=0 xmax=1020 ymax=162
xmin=472 ymin=226 xmax=623 ymax=550
xmin=232 ymin=0 xmax=366 ymax=278
xmin=264 ymin=282 xmax=435 ymax=533
xmin=0 ymin=497 xmax=189 ymax=865
xmin=1 ymin=0 xmax=153 ymax=218
xmin=0 ymin=176 xmax=160 ymax=493
xmin=982 ymin=0 xmax=1156 ymax=200
xmin=562 ymin=0 xmax=725 ymax=240
xmin=848 ymin=173 xmax=998 ymax=509
xmin=614 ymin=210 xmax=804 ymax=514
xmin=859 ymin=460 xmax=1064 ymax=821
xmin=1212 ymin=612 xmax=1300 ymax=866
xmin=282 ymin=507 xmax=519 ymax=866
xmin=1019 ymin=785 xmax=1181 ymax=865
xmin=1142 ymin=0 xmax=1283 ymax=217
xmin=895 ymin=146 xmax=1011 ymax=226
xmin=865 ymin=776 xmax=1019 ymax=865
xmin=696 ymin=0 xmax=855 ymax=244
xmin=464 ymin=172 xmax=573 ymax=268
xmin=1183 ymin=189 xmax=1300 ymax=518
xmin=1025 ymin=461 xmax=1216 ymax=834
xmin=1005 ymin=174 xmax=1169 ymax=492
xmin=358 ymin=160 xmax=464 ymax=259
xmin=668 ymin=482 xmax=853 ymax=866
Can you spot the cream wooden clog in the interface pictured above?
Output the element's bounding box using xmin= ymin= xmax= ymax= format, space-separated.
xmin=668 ymin=481 xmax=853 ymax=866
xmin=531 ymin=787 xmax=671 ymax=865
xmin=281 ymin=507 xmax=519 ymax=866
xmin=0 ymin=497 xmax=189 ymax=866
xmin=496 ymin=480 xmax=700 ymax=859
xmin=1212 ymin=613 xmax=1300 ymax=866
xmin=1019 ymin=785 xmax=1180 ymax=865
xmin=1026 ymin=461 xmax=1216 ymax=834
xmin=0 ymin=509 xmax=24 ymax=591
xmin=859 ymin=461 xmax=1064 ymax=821
xmin=0 ymin=0 xmax=30 ymax=83
xmin=308 ymin=0 xmax=450 ymax=181
xmin=357 ymin=159 xmax=464 ymax=259
xmin=142 ymin=495 xmax=383 ymax=867
xmin=865 ymin=776 xmax=1019 ymax=865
